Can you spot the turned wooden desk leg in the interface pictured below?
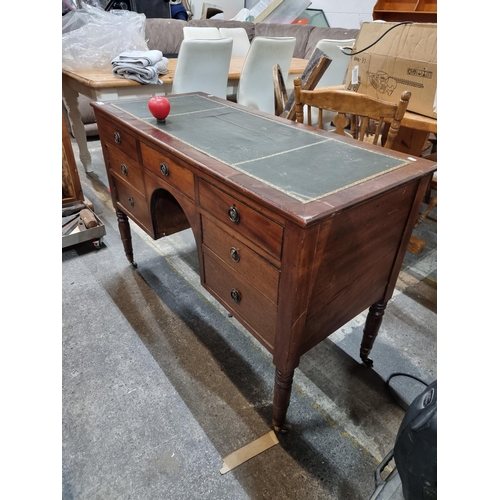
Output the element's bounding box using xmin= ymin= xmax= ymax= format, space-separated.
xmin=116 ymin=209 xmax=137 ymax=268
xmin=360 ymin=301 xmax=387 ymax=367
xmin=272 ymin=368 xmax=295 ymax=432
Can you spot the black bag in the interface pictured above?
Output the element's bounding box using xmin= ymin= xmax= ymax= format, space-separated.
xmin=370 ymin=380 xmax=437 ymax=500
xmin=394 ymin=380 xmax=437 ymax=500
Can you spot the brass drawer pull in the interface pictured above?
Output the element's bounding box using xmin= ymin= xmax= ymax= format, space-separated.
xmin=114 ymin=131 xmax=121 ymax=144
xmin=160 ymin=162 xmax=169 ymax=177
xmin=128 ymin=197 xmax=134 ymax=207
xmin=228 ymin=205 xmax=240 ymax=223
xmin=230 ymin=288 xmax=241 ymax=304
xmin=120 ymin=164 xmax=128 ymax=175
xmin=230 ymin=247 xmax=240 ymax=263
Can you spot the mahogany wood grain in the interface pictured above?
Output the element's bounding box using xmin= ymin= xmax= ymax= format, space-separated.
xmin=106 ymin=143 xmax=145 ymax=194
xmin=202 ymin=216 xmax=280 ymax=304
xmin=198 ymin=179 xmax=284 ymax=262
xmin=203 ymin=249 xmax=278 ymax=351
xmin=91 ymin=94 xmax=436 ymax=430
xmin=112 ymin=176 xmax=150 ymax=230
xmin=141 ymin=142 xmax=196 ymax=201
xmin=98 ymin=116 xmax=140 ymax=161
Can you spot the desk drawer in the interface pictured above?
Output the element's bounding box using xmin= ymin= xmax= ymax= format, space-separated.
xmin=199 ymin=179 xmax=283 ymax=261
xmin=202 ymin=217 xmax=279 ymax=304
xmin=140 ymin=142 xmax=195 ymax=201
xmin=106 ymin=144 xmax=145 ymax=194
xmin=111 ymin=176 xmax=150 ymax=229
xmin=203 ymin=249 xmax=276 ymax=351
xmin=98 ymin=117 xmax=139 ymax=162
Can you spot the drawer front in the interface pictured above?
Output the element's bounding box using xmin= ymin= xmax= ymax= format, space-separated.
xmin=140 ymin=142 xmax=195 ymax=201
xmin=98 ymin=117 xmax=139 ymax=161
xmin=199 ymin=179 xmax=283 ymax=261
xmin=203 ymin=250 xmax=276 ymax=351
xmin=106 ymin=143 xmax=145 ymax=194
xmin=111 ymin=176 xmax=150 ymax=229
xmin=202 ymin=216 xmax=279 ymax=304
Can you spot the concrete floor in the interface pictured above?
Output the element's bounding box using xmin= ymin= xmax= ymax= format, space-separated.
xmin=62 ymin=135 xmax=437 ymax=500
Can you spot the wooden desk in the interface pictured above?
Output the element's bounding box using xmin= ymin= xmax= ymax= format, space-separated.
xmin=91 ymin=94 xmax=436 ymax=430
xmin=62 ymin=57 xmax=308 ymax=172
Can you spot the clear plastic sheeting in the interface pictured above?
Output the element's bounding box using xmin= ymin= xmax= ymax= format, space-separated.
xmin=62 ymin=4 xmax=148 ymax=71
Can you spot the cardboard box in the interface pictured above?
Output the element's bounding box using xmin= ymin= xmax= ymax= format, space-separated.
xmin=345 ymin=22 xmax=437 ymax=119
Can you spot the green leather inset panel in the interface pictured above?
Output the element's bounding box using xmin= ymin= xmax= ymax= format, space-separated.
xmin=113 ymin=95 xmax=409 ymax=203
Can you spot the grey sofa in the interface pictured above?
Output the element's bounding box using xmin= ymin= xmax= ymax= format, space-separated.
xmin=145 ymin=18 xmax=359 ymax=60
xmin=63 ymin=18 xmax=359 ymax=138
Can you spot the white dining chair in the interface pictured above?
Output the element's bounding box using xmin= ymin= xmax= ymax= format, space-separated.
xmin=236 ymin=36 xmax=296 ymax=115
xmin=218 ymin=27 xmax=251 ymax=57
xmin=306 ymin=38 xmax=355 ymax=127
xmin=182 ymin=26 xmax=221 ymax=39
xmin=172 ymin=37 xmax=233 ymax=99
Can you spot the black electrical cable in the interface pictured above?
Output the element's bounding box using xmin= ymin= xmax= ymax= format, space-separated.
xmin=386 ymin=372 xmax=429 ymax=410
xmin=341 ymin=21 xmax=414 ymax=56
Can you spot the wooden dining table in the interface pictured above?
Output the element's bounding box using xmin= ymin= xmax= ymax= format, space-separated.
xmin=62 ymin=57 xmax=309 ymax=172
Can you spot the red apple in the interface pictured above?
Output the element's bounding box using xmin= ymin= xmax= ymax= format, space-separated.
xmin=148 ymin=96 xmax=171 ymax=121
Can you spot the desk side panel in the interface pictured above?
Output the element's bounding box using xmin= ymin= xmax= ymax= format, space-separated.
xmin=299 ymin=181 xmax=419 ymax=354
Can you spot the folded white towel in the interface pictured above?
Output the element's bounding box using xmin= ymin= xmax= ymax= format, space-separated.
xmin=112 ymin=55 xmax=169 ymax=85
xmin=111 ymin=49 xmax=164 ymax=67
xmin=155 ymin=57 xmax=169 ymax=75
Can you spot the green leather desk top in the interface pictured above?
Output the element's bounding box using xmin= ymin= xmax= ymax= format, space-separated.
xmin=112 ymin=95 xmax=410 ymax=204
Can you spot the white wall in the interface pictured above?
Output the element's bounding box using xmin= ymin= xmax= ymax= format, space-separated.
xmin=189 ymin=1 xmax=376 ymax=28
xmin=308 ymin=0 xmax=377 ymax=29
xmin=188 ymin=0 xmax=244 ymax=20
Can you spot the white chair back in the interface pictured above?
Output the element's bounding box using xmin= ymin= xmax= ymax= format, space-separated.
xmin=183 ymin=26 xmax=221 ymax=39
xmin=237 ymin=36 xmax=296 ymax=115
xmin=308 ymin=38 xmax=355 ymax=127
xmin=219 ymin=27 xmax=251 ymax=57
xmin=172 ymin=38 xmax=233 ymax=99
xmin=314 ymin=39 xmax=355 ymax=88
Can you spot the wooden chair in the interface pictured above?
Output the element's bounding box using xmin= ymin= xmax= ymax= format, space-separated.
xmin=299 ymin=38 xmax=355 ymax=127
xmin=293 ymin=77 xmax=411 ymax=150
xmin=293 ymin=80 xmax=433 ymax=255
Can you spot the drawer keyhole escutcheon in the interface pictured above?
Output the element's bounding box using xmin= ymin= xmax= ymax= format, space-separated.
xmin=114 ymin=132 xmax=121 ymax=144
xmin=128 ymin=197 xmax=134 ymax=207
xmin=228 ymin=205 xmax=240 ymax=223
xmin=230 ymin=288 xmax=241 ymax=304
xmin=230 ymin=247 xmax=240 ymax=262
xmin=121 ymin=164 xmax=128 ymax=175
xmin=160 ymin=162 xmax=169 ymax=177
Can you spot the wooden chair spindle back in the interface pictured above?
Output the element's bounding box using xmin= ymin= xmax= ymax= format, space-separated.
xmin=293 ymin=77 xmax=411 ymax=149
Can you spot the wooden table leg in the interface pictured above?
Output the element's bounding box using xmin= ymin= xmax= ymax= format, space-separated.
xmin=385 ymin=125 xmax=430 ymax=157
xmin=272 ymin=368 xmax=295 ymax=431
xmin=62 ymin=82 xmax=93 ymax=173
xmin=116 ymin=209 xmax=137 ymax=267
xmin=360 ymin=301 xmax=387 ymax=367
